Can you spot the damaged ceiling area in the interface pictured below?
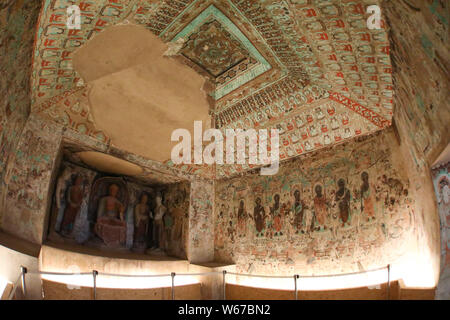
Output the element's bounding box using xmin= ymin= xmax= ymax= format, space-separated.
xmin=31 ymin=0 xmax=394 ymax=179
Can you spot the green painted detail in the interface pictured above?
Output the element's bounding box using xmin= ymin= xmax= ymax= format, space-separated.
xmin=415 ymin=94 xmax=426 ymax=113
xmin=172 ymin=5 xmax=271 ymax=100
xmin=429 ymin=0 xmax=448 ymax=26
xmin=420 ymin=34 xmax=434 ymax=59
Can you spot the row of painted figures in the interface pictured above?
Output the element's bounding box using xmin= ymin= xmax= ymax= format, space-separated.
xmin=219 ymin=172 xmax=406 ymax=240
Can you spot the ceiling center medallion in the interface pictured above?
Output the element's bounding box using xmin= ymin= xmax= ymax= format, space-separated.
xmin=171 ymin=5 xmax=272 ymax=100
xmin=181 ymin=20 xmax=248 ymax=77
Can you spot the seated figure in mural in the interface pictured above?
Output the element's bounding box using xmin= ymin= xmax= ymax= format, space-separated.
xmin=60 ymin=175 xmax=84 ymax=236
xmin=360 ymin=172 xmax=375 ymax=221
xmin=335 ymin=179 xmax=351 ymax=227
xmin=151 ymin=193 xmax=166 ymax=251
xmin=134 ymin=194 xmax=151 ymax=249
xmin=94 ymin=184 xmax=127 ymax=247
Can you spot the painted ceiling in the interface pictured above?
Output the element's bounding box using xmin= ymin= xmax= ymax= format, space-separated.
xmin=30 ymin=0 xmax=394 ymax=179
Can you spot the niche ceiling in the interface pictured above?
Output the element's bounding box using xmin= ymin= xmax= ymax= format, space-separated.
xmin=31 ymin=0 xmax=394 ymax=178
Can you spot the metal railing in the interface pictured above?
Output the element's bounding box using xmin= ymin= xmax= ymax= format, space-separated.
xmin=9 ymin=264 xmax=391 ymax=300
xmin=227 ymin=265 xmax=391 ymax=300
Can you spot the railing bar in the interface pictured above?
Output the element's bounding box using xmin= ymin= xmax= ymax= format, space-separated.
xmin=99 ymin=273 xmax=172 ymax=278
xmin=175 ymin=272 xmax=222 ymax=276
xmin=22 ymin=265 xmax=390 ymax=281
xmin=387 ymin=264 xmax=391 ymax=300
xmin=93 ymin=270 xmax=98 ymax=300
xmin=29 ymin=271 xmax=93 ymax=276
xmin=294 ymin=275 xmax=298 ymax=300
xmin=7 ymin=274 xmax=22 ymax=300
xmin=20 ymin=266 xmax=27 ymax=298
xmin=297 ymin=266 xmax=389 ymax=278
xmin=223 ymin=271 xmax=226 ymax=300
xmin=227 ymin=272 xmax=295 ymax=279
xmin=171 ymin=272 xmax=175 ymax=300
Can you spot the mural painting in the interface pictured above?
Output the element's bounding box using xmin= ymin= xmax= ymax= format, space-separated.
xmin=385 ymin=0 xmax=449 ymax=170
xmin=2 ymin=116 xmax=62 ymax=243
xmin=0 ymin=0 xmax=44 ymax=230
xmin=189 ymin=179 xmax=215 ymax=262
xmin=432 ymin=161 xmax=450 ymax=298
xmin=163 ymin=182 xmax=190 ymax=259
xmin=215 ymin=131 xmax=415 ymax=274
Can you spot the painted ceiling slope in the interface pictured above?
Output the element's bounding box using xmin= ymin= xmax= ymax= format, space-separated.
xmin=30 ymin=0 xmax=394 ymax=179
xmin=215 ymin=97 xmax=381 ymax=178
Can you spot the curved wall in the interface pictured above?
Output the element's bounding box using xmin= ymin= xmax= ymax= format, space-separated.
xmin=0 ymin=0 xmax=43 ymax=230
xmin=382 ymin=0 xmax=449 ymax=292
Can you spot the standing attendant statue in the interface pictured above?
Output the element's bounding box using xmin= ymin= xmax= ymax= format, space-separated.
xmin=151 ymin=193 xmax=166 ymax=251
xmin=134 ymin=194 xmax=151 ymax=249
xmin=60 ymin=175 xmax=84 ymax=236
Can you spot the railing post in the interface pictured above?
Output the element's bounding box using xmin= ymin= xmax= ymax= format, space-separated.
xmin=222 ymin=270 xmax=227 ymax=300
xmin=93 ymin=270 xmax=98 ymax=300
xmin=20 ymin=266 xmax=27 ymax=299
xmin=387 ymin=264 xmax=391 ymax=300
xmin=294 ymin=275 xmax=299 ymax=300
xmin=171 ymin=272 xmax=176 ymax=300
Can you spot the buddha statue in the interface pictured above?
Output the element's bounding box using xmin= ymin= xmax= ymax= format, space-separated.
xmin=94 ymin=184 xmax=127 ymax=246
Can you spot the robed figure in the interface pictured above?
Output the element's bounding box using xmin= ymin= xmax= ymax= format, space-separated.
xmin=95 ymin=184 xmax=127 ymax=246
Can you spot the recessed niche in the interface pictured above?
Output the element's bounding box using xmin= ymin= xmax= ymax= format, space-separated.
xmin=46 ymin=147 xmax=189 ymax=260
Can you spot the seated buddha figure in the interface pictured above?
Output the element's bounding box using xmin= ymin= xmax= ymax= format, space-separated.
xmin=94 ymin=184 xmax=127 ymax=246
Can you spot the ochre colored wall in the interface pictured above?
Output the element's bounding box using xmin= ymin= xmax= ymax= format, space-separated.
xmin=164 ymin=182 xmax=190 ymax=259
xmin=383 ymin=0 xmax=449 ymax=168
xmin=383 ymin=0 xmax=449 ymax=288
xmin=226 ymin=281 xmax=435 ymax=300
xmin=188 ymin=179 xmax=215 ymax=264
xmin=2 ymin=115 xmax=62 ymax=244
xmin=42 ymin=280 xmax=202 ymax=300
xmin=0 ymin=0 xmax=43 ymax=229
xmin=432 ymin=162 xmax=450 ymax=299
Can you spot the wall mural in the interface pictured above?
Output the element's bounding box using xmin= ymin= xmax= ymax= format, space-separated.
xmin=2 ymin=115 xmax=62 ymax=243
xmin=0 ymin=0 xmax=43 ymax=227
xmin=48 ymin=161 xmax=189 ymax=258
xmin=432 ymin=162 xmax=450 ymax=278
xmin=189 ymin=179 xmax=215 ymax=262
xmin=35 ymin=87 xmax=109 ymax=144
xmin=164 ymin=182 xmax=190 ymax=258
xmin=215 ymin=131 xmax=415 ymax=274
xmin=384 ymin=0 xmax=449 ymax=170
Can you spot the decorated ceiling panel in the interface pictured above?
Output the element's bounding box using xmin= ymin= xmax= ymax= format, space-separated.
xmin=30 ymin=0 xmax=394 ymax=179
xmin=170 ymin=4 xmax=274 ymax=100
